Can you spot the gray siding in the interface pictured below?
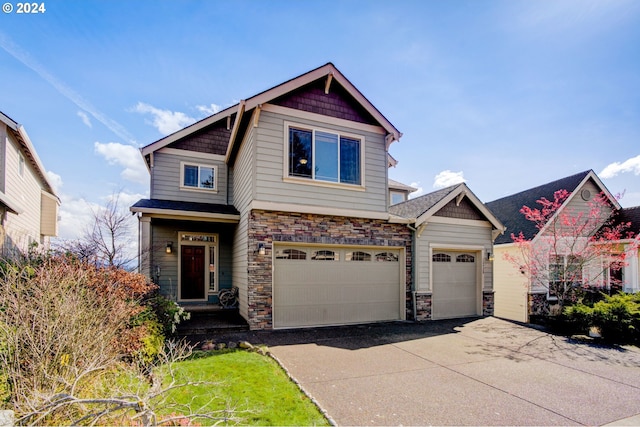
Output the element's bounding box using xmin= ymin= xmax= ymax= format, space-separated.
xmin=231 ymin=127 xmax=256 ymax=320
xmin=253 ymin=111 xmax=388 ymax=212
xmin=547 ymin=180 xmax=612 ymax=236
xmin=151 ymin=151 xmax=228 ymax=204
xmin=416 ymin=222 xmax=493 ymax=292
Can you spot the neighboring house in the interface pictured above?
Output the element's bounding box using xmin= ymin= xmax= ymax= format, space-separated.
xmin=487 ymin=170 xmax=638 ymax=323
xmin=389 ymin=179 xmax=417 ymax=205
xmin=614 ymin=205 xmax=640 ymax=292
xmin=0 ymin=112 xmax=59 ymax=257
xmin=131 ymin=63 xmax=501 ymax=330
xmin=389 ymin=183 xmax=505 ymax=320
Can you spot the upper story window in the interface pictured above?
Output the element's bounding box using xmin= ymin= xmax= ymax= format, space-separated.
xmin=390 ymin=191 xmax=405 ymax=205
xmin=181 ymin=162 xmax=216 ymax=191
xmin=288 ymin=125 xmax=362 ymax=186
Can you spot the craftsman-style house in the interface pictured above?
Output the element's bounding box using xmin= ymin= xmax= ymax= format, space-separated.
xmin=132 ymin=63 xmax=503 ymax=329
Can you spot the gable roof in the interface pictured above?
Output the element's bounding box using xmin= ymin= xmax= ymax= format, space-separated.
xmin=388 ymin=179 xmax=418 ymax=194
xmin=141 ymin=63 xmax=402 ymax=164
xmin=615 ymin=206 xmax=640 ymax=236
xmin=389 ymin=183 xmax=504 ymax=232
xmin=486 ymin=170 xmax=620 ymax=245
xmin=0 ymin=111 xmax=58 ymax=198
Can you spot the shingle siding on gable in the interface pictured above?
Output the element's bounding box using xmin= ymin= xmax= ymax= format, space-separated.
xmin=272 ymin=79 xmax=378 ymax=125
xmin=168 ymin=121 xmax=231 ymax=155
xmin=434 ymin=198 xmax=485 ymax=221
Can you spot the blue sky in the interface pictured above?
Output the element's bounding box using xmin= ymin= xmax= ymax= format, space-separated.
xmin=1 ymin=0 xmax=639 ymax=240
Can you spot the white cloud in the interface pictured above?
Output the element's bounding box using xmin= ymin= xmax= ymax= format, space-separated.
xmin=55 ymin=190 xmax=145 ymax=266
xmin=77 ymin=110 xmax=92 ymax=128
xmin=433 ymin=170 xmax=466 ymax=189
xmin=408 ymin=181 xmax=424 ymax=199
xmin=196 ymin=103 xmax=222 ymax=116
xmin=46 ymin=170 xmax=63 ymax=193
xmin=133 ymin=102 xmax=196 ymax=136
xmin=600 ymin=155 xmax=640 ymax=179
xmin=94 ymin=142 xmax=148 ymax=185
xmin=56 ymin=194 xmax=99 ymax=240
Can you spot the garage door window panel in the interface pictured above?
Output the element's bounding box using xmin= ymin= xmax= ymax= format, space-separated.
xmin=347 ymin=251 xmax=371 ymax=261
xmin=456 ymin=254 xmax=475 ymax=263
xmin=312 ymin=250 xmax=339 ymax=261
xmin=433 ymin=253 xmax=451 ymax=262
xmin=276 ymin=248 xmax=307 ymax=260
xmin=376 ymin=252 xmax=399 ymax=262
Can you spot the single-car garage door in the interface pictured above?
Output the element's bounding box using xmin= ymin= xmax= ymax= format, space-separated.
xmin=432 ymin=251 xmax=479 ymax=319
xmin=273 ymin=245 xmax=403 ymax=328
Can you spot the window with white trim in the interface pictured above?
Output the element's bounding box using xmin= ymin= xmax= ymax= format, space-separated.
xmin=548 ymin=254 xmax=583 ymax=299
xmin=288 ymin=125 xmax=362 ymax=185
xmin=390 ymin=191 xmax=406 ymax=205
xmin=181 ymin=162 xmax=216 ymax=191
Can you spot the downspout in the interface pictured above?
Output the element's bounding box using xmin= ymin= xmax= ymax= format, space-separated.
xmin=406 ymin=223 xmax=418 ymax=321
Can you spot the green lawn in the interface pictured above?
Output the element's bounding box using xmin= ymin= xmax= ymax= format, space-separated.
xmin=163 ymin=349 xmax=330 ymax=426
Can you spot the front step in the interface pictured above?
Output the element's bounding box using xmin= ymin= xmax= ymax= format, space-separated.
xmin=177 ymin=308 xmax=249 ymax=336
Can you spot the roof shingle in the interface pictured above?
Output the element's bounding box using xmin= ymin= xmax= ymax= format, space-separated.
xmin=486 ymin=170 xmax=591 ymax=244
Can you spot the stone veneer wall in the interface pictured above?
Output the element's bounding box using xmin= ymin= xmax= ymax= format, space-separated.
xmin=246 ymin=210 xmax=412 ymax=329
xmin=482 ymin=291 xmax=495 ymax=316
xmin=414 ymin=293 xmax=432 ymax=321
xmin=416 ymin=292 xmax=494 ymax=320
xmin=528 ymin=293 xmax=548 ymax=317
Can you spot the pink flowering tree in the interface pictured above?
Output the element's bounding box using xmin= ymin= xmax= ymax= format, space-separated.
xmin=505 ymin=189 xmax=636 ymax=313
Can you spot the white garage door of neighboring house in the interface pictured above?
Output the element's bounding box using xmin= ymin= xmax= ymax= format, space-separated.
xmin=432 ymin=251 xmax=480 ymax=320
xmin=273 ymin=245 xmax=403 ymax=329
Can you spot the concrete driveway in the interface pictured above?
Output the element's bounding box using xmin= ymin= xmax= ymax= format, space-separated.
xmin=259 ymin=317 xmax=640 ymax=426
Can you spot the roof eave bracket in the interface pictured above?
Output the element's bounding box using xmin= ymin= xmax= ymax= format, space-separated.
xmin=324 ymin=72 xmax=334 ymax=94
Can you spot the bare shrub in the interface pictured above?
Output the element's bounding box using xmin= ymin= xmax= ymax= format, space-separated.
xmin=0 ymin=256 xmax=157 ymax=418
xmin=16 ymin=341 xmax=241 ymax=426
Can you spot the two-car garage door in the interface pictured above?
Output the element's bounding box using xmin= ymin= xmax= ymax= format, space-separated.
xmin=273 ymin=245 xmax=403 ymax=329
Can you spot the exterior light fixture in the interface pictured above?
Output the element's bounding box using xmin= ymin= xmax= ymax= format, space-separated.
xmin=487 ymin=251 xmax=494 ymax=262
xmin=258 ymin=242 xmax=266 ymax=256
xmin=166 ymin=242 xmax=173 ymax=254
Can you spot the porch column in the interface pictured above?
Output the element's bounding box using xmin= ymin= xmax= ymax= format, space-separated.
xmin=626 ymin=251 xmax=639 ymax=293
xmin=138 ymin=215 xmax=152 ymax=278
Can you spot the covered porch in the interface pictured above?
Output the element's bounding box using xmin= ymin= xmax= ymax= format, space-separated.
xmin=131 ymin=199 xmax=240 ymax=308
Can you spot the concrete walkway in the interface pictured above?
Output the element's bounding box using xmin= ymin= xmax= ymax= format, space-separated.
xmin=259 ymin=317 xmax=640 ymax=426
